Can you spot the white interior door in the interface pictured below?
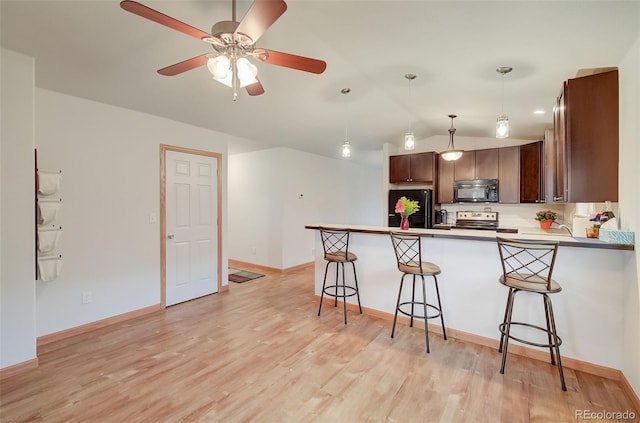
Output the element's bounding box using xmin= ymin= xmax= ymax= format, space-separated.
xmin=165 ymin=150 xmax=218 ymax=306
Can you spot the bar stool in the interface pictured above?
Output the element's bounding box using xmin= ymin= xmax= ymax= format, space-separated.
xmin=317 ymin=228 xmax=362 ymax=324
xmin=389 ymin=231 xmax=447 ymax=353
xmin=496 ymin=237 xmax=566 ymax=391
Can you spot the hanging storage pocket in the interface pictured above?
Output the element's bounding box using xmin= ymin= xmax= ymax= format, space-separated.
xmin=37 ymin=255 xmax=63 ymax=282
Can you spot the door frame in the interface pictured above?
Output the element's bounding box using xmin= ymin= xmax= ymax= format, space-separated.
xmin=160 ymin=144 xmax=223 ymax=307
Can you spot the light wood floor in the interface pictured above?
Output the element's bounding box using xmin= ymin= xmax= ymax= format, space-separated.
xmin=1 ymin=264 xmax=637 ymax=422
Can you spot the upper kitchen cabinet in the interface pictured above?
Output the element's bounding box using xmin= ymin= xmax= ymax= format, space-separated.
xmin=499 ymin=146 xmax=520 ymax=204
xmin=520 ymin=141 xmax=544 ymax=203
xmin=551 ymin=69 xmax=619 ymax=203
xmin=389 ymin=152 xmax=435 ymax=184
xmin=437 ymin=154 xmax=455 ymax=204
xmin=454 ymin=149 xmax=499 ymax=181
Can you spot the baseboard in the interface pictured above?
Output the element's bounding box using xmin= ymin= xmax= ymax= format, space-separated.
xmin=37 ymin=304 xmax=162 ymax=349
xmin=317 ymin=296 xmax=624 ymax=382
xmin=229 ymin=259 xmax=313 ymax=274
xmin=0 ymin=358 xmax=38 ymax=382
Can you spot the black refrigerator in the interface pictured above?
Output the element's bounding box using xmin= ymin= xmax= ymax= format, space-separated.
xmin=388 ymin=189 xmax=433 ymax=229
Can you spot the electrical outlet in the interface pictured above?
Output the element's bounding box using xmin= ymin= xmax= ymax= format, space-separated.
xmin=82 ymin=291 xmax=92 ymax=304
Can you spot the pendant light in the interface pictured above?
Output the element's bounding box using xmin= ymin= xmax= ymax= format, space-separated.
xmin=341 ymin=88 xmax=352 ymax=158
xmin=496 ymin=66 xmax=512 ymax=138
xmin=441 ymin=114 xmax=463 ymax=161
xmin=404 ymin=74 xmax=416 ymax=150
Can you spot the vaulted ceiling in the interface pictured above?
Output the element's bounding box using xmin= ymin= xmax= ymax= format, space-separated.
xmin=2 ymin=1 xmax=639 ymax=166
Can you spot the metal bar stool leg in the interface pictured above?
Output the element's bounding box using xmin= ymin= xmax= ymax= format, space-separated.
xmin=421 ymin=275 xmax=430 ymax=353
xmin=500 ymin=288 xmax=517 ymax=374
xmin=333 ymin=262 xmax=339 ymax=307
xmin=410 ymin=275 xmax=416 ymax=327
xmin=341 ymin=262 xmax=348 ymax=325
xmin=545 ymin=294 xmax=567 ymax=391
xmin=498 ymin=287 xmax=514 ymax=353
xmin=391 ymin=274 xmax=406 ymax=338
xmin=351 ymin=262 xmax=362 ymax=314
xmin=318 ymin=261 xmax=331 ymax=317
xmin=544 ymin=294 xmax=557 ymax=365
xmin=433 ymin=275 xmax=447 ymax=340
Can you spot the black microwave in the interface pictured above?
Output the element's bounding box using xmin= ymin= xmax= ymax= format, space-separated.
xmin=453 ymin=179 xmax=499 ymax=203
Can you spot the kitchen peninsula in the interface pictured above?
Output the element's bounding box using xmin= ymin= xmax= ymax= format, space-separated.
xmin=306 ymin=224 xmax=635 ymax=377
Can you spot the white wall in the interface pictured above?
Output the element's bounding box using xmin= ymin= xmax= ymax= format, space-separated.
xmin=0 ymin=49 xmax=37 ymax=368
xmin=33 ymin=88 xmax=235 ymax=337
xmin=618 ymin=32 xmax=640 ymax=397
xmin=228 ymin=147 xmax=383 ymax=269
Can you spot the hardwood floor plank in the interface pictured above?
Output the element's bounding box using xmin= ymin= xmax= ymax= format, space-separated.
xmin=1 ymin=265 xmax=637 ymax=422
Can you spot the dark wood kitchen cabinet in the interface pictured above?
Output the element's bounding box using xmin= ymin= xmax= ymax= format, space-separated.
xmin=520 ymin=141 xmax=544 ymax=203
xmin=389 ymin=152 xmax=435 ymax=184
xmin=551 ymin=69 xmax=619 ymax=202
xmin=453 ymin=149 xmax=499 ymax=181
xmin=437 ymin=154 xmax=454 ymax=204
xmin=475 ymin=148 xmax=499 ymax=180
xmin=498 ymin=146 xmax=519 ymax=203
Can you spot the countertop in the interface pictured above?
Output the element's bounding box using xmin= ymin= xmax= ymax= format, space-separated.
xmin=305 ymin=224 xmax=634 ymax=251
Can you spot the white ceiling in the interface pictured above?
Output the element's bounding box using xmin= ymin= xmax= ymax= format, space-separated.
xmin=2 ymin=1 xmax=639 ymax=166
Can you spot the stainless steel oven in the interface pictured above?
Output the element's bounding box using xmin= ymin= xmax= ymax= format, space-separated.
xmin=453 ymin=179 xmax=499 ymax=203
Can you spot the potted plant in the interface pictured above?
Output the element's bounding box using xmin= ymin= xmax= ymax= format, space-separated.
xmin=535 ymin=210 xmax=557 ymax=230
xmin=395 ymin=196 xmax=420 ymax=230
xmin=586 ymin=223 xmax=601 ymax=238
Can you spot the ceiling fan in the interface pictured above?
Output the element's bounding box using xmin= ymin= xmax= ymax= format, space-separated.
xmin=120 ymin=0 xmax=327 ymax=100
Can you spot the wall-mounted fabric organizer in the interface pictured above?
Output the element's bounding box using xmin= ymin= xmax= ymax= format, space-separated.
xmin=37 ymin=198 xmax=61 ymax=225
xmin=37 ymin=255 xmax=63 ymax=282
xmin=37 ymin=226 xmax=62 ymax=253
xmin=37 ymin=169 xmax=62 ymax=196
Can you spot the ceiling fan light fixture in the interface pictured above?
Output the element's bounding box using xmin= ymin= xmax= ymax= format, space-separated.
xmin=442 ymin=114 xmax=463 ymax=161
xmin=496 ymin=115 xmax=509 ymax=138
xmin=404 ymin=132 xmax=415 ymax=150
xmin=207 ymin=55 xmax=230 ymax=79
xmin=236 ymin=57 xmax=258 ymax=87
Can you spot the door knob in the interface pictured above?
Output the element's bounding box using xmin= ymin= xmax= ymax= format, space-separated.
xmin=167 ymin=233 xmax=174 ymax=239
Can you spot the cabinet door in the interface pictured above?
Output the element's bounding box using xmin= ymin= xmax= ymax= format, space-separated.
xmin=499 ymin=146 xmax=519 ymax=204
xmin=520 ymin=141 xmax=543 ymax=203
xmin=553 ymin=83 xmax=567 ymax=202
xmin=437 ymin=154 xmax=454 ymax=204
xmin=410 ymin=152 xmax=434 ymax=183
xmin=454 ymin=151 xmax=475 ymax=181
xmin=475 ymin=148 xmax=499 ymax=179
xmin=389 ymin=155 xmax=411 ymax=183
xmin=566 ymin=70 xmax=618 ymax=202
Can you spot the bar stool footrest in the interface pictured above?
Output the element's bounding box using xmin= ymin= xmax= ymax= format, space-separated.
xmin=499 ymin=321 xmax=563 ymax=348
xmin=322 ymin=285 xmax=359 ymax=299
xmin=398 ymin=301 xmax=442 ymax=320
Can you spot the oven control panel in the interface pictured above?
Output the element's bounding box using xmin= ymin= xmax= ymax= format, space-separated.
xmin=456 ymin=211 xmax=498 ymax=221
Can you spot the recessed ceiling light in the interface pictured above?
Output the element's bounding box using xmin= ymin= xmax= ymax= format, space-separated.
xmin=533 ymin=110 xmax=545 ymax=115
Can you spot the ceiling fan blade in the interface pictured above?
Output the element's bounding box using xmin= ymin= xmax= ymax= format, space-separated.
xmin=234 ymin=0 xmax=287 ymax=43
xmin=254 ymin=49 xmax=327 ymax=74
xmin=157 ymin=54 xmax=213 ymax=76
xmin=245 ymin=79 xmax=265 ymax=96
xmin=120 ymin=0 xmax=212 ymax=41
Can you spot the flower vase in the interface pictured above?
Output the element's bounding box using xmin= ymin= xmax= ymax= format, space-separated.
xmin=400 ymin=215 xmax=409 ymax=230
xmin=539 ymin=220 xmax=553 ymax=230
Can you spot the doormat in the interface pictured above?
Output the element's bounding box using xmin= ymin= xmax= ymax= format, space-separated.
xmin=229 ymin=268 xmax=265 ymax=284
